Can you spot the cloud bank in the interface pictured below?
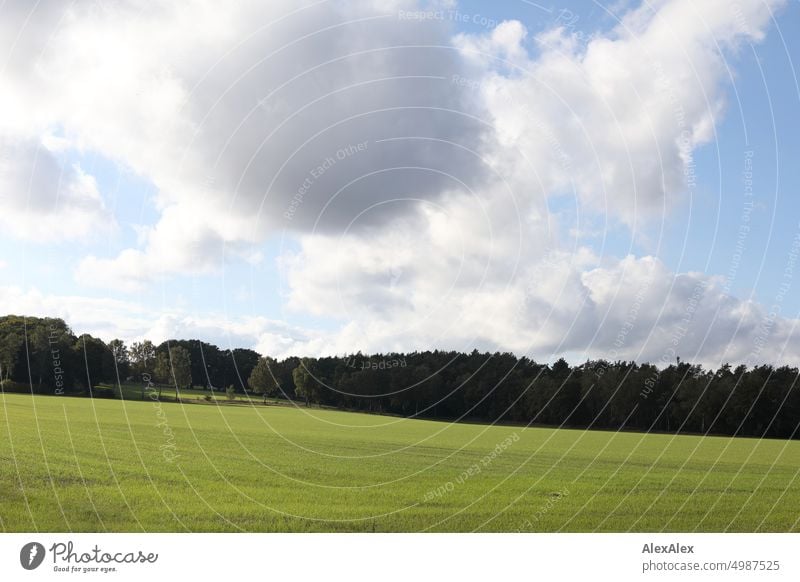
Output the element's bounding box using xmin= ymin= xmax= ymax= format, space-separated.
xmin=0 ymin=0 xmax=796 ymax=366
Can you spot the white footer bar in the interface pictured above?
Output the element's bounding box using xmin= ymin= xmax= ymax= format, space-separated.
xmin=1 ymin=533 xmax=796 ymax=581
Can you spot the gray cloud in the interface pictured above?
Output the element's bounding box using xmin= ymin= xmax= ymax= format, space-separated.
xmin=0 ymin=0 xmax=492 ymax=281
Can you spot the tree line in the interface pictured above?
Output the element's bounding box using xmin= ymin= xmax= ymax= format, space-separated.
xmin=0 ymin=315 xmax=260 ymax=397
xmin=1 ymin=315 xmax=798 ymax=439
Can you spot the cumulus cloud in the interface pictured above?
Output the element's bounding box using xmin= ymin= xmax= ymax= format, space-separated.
xmin=0 ymin=139 xmax=113 ymax=241
xmin=1 ymin=0 xmax=796 ymax=367
xmin=0 ymin=0 xmax=490 ymax=286
xmin=278 ymin=0 xmax=796 ymax=365
xmin=0 ymin=285 xmax=153 ymax=341
xmin=455 ymin=0 xmax=784 ymax=228
xmin=0 ymin=0 xmax=781 ymax=263
xmin=285 ymin=241 xmax=800 ymax=367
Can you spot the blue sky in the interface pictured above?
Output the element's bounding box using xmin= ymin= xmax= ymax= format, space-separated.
xmin=1 ymin=0 xmax=799 ymax=365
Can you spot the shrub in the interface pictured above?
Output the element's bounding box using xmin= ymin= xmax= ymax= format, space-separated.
xmin=91 ymin=385 xmax=116 ymax=399
xmin=0 ymin=379 xmax=30 ymax=393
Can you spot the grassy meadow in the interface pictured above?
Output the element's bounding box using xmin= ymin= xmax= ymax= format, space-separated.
xmin=1 ymin=392 xmax=798 ymax=532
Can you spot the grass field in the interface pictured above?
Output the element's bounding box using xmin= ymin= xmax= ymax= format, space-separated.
xmin=1 ymin=392 xmax=798 ymax=532
xmin=104 ymin=382 xmax=286 ymax=405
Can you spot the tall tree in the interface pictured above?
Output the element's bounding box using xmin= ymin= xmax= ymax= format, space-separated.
xmin=129 ymin=340 xmax=156 ymax=376
xmin=248 ymin=356 xmax=279 ymax=402
xmin=230 ymin=348 xmax=261 ymax=390
xmin=292 ymin=358 xmax=318 ymax=407
xmin=75 ymin=334 xmax=115 ymax=390
xmin=0 ymin=330 xmax=21 ymax=381
xmin=107 ymin=339 xmax=130 ymax=378
xmin=153 ymin=346 xmax=192 ymax=400
xmin=168 ymin=346 xmax=192 ymax=394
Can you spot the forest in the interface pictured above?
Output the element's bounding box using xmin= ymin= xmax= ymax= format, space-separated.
xmin=1 ymin=315 xmax=797 ymax=439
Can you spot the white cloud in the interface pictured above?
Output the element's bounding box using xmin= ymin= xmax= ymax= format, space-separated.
xmin=277 ymin=0 xmax=795 ymax=365
xmin=4 ymin=248 xmax=800 ymax=367
xmin=0 ymin=139 xmax=114 ymax=241
xmin=0 ymin=0 xmax=782 ymax=263
xmin=0 ymin=285 xmax=153 ymax=341
xmin=455 ymin=0 xmax=785 ymax=229
xmin=285 ymin=236 xmax=800 ymax=366
xmin=0 ymin=284 xmax=312 ymax=357
xmin=1 ymin=0 xmax=796 ymax=367
xmin=0 ymin=0 xmax=490 ymax=287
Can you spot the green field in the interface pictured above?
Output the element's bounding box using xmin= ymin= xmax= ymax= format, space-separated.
xmin=1 ymin=392 xmax=798 ymax=532
xmin=105 ymin=382 xmax=285 ymax=405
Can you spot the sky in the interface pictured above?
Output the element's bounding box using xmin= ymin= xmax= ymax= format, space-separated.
xmin=0 ymin=0 xmax=799 ymax=367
